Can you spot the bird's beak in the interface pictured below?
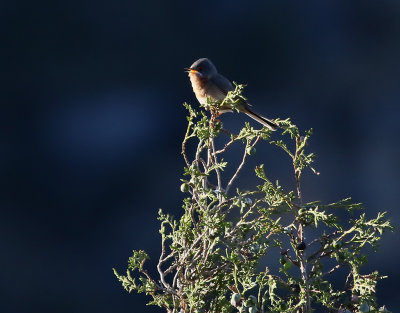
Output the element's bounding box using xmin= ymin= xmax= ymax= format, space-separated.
xmin=184 ymin=67 xmax=198 ymax=73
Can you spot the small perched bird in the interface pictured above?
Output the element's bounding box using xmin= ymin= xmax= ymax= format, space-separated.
xmin=185 ymin=58 xmax=278 ymax=131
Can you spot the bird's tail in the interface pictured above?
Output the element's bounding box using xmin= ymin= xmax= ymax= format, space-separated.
xmin=243 ymin=107 xmax=278 ymax=131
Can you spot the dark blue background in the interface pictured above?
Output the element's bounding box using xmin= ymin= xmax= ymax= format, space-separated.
xmin=2 ymin=1 xmax=399 ymax=312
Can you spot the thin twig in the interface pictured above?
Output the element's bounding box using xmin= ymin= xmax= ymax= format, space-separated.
xmin=226 ymin=136 xmax=260 ymax=195
xmin=181 ymin=121 xmax=194 ymax=168
xmin=157 ymin=237 xmax=172 ymax=290
xmin=195 ymin=139 xmax=204 ymax=169
xmin=210 ymin=136 xmax=222 ymax=192
xmin=225 ymin=145 xmax=247 ymax=194
xmin=323 ymin=264 xmax=343 ymax=276
xmin=216 ymin=138 xmax=236 ymax=154
xmin=164 ymin=263 xmax=178 ymax=276
xmin=294 ymin=137 xmax=302 ymax=206
xmin=290 ymin=142 xmax=311 ymax=312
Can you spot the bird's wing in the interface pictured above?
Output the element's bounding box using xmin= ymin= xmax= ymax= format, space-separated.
xmin=207 ymin=74 xmax=235 ymax=101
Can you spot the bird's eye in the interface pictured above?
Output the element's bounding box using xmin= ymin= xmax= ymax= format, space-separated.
xmin=197 ymin=67 xmax=202 ymax=72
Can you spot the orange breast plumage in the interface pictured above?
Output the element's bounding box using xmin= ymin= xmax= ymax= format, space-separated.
xmin=188 ymin=73 xmax=209 ymax=105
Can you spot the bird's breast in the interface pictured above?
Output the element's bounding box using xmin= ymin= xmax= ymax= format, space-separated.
xmin=188 ymin=73 xmax=209 ymax=104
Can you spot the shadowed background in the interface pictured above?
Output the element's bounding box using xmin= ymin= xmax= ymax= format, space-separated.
xmin=1 ymin=1 xmax=399 ymax=312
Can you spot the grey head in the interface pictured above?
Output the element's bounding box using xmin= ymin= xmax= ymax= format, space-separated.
xmin=185 ymin=58 xmax=218 ymax=79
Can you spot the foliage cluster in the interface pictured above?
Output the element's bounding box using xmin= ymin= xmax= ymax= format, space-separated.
xmin=114 ymin=85 xmax=392 ymax=313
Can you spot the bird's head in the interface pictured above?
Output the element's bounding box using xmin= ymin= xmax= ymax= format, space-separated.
xmin=184 ymin=58 xmax=217 ymax=79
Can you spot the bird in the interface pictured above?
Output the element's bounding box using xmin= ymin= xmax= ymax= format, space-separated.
xmin=185 ymin=58 xmax=278 ymax=131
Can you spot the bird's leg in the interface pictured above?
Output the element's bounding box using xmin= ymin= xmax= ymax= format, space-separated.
xmin=209 ymin=108 xmax=218 ymax=127
xmin=210 ymin=109 xmax=223 ymax=127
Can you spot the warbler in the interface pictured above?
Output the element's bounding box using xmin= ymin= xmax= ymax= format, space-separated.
xmin=185 ymin=58 xmax=278 ymax=130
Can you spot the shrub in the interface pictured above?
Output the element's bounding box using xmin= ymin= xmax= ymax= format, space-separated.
xmin=114 ymin=85 xmax=392 ymax=313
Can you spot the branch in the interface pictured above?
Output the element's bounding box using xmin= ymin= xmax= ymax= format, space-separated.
xmin=226 ymin=136 xmax=260 ymax=194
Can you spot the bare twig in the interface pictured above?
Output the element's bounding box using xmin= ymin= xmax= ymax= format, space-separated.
xmin=324 ymin=264 xmax=343 ymax=276
xmin=195 ymin=139 xmax=204 ymax=169
xmin=216 ymin=137 xmax=236 ymax=154
xmin=158 ymin=237 xmax=172 ymax=290
xmin=210 ymin=136 xmax=222 ymax=192
xmin=182 ymin=120 xmax=195 ymax=168
xmin=226 ymin=136 xmax=260 ymax=194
